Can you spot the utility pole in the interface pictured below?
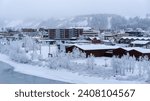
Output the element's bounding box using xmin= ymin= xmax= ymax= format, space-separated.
xmin=48 ymin=41 xmax=51 ymax=57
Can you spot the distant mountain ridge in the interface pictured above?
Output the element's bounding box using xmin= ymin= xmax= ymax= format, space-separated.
xmin=0 ymin=14 xmax=150 ymax=30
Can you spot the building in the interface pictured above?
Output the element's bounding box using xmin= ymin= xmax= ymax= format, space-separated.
xmin=125 ymin=31 xmax=144 ymax=37
xmin=87 ymin=37 xmax=101 ymax=44
xmin=48 ymin=28 xmax=83 ymax=40
xmin=119 ymin=37 xmax=150 ymax=44
xmin=22 ymin=28 xmax=37 ymax=32
xmin=113 ymin=48 xmax=129 ymax=58
xmin=113 ymin=47 xmax=150 ymax=59
xmin=22 ymin=28 xmax=38 ymax=36
xmin=65 ymin=44 xmax=118 ymax=57
xmin=130 ymin=40 xmax=150 ymax=48
xmin=65 ymin=43 xmax=150 ymax=58
xmin=82 ymin=30 xmax=99 ymax=38
xmin=128 ymin=49 xmax=150 ymax=59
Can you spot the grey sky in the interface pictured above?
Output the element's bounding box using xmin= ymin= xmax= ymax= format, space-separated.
xmin=0 ymin=0 xmax=149 ymax=20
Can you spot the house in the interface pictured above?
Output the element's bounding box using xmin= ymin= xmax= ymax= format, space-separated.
xmin=65 ymin=44 xmax=118 ymax=57
xmin=125 ymin=31 xmax=144 ymax=37
xmin=22 ymin=28 xmax=38 ymax=36
xmin=102 ymin=40 xmax=115 ymax=45
xmin=128 ymin=48 xmax=150 ymax=59
xmin=65 ymin=40 xmax=91 ymax=44
xmin=130 ymin=40 xmax=150 ymax=48
xmin=82 ymin=30 xmax=99 ymax=38
xmin=88 ymin=37 xmax=101 ymax=44
xmin=119 ymin=37 xmax=150 ymax=44
xmin=113 ymin=47 xmax=150 ymax=59
xmin=113 ymin=48 xmax=128 ymax=58
xmin=103 ymin=32 xmax=116 ymax=40
xmin=22 ymin=28 xmax=37 ymax=32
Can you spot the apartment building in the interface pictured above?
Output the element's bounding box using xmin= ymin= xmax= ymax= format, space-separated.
xmin=48 ymin=28 xmax=83 ymax=40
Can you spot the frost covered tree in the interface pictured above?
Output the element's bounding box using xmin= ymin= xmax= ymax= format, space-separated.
xmin=86 ymin=54 xmax=95 ymax=70
xmin=137 ymin=56 xmax=149 ymax=77
xmin=47 ymin=56 xmax=59 ymax=69
xmin=71 ymin=47 xmax=86 ymax=59
xmin=9 ymin=41 xmax=30 ymax=63
xmin=23 ymin=36 xmax=39 ymax=52
xmin=22 ymin=36 xmax=40 ymax=60
xmin=80 ymin=52 xmax=86 ymax=58
xmin=111 ymin=54 xmax=136 ymax=76
xmin=121 ymin=54 xmax=136 ymax=74
xmin=111 ymin=56 xmax=121 ymax=76
xmin=47 ymin=51 xmax=71 ymax=70
xmin=146 ymin=66 xmax=150 ymax=82
xmin=72 ymin=47 xmax=81 ymax=58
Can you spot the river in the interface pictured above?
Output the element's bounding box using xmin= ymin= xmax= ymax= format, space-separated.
xmin=0 ymin=61 xmax=69 ymax=84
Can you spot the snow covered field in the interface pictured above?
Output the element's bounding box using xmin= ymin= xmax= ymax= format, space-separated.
xmin=0 ymin=53 xmax=145 ymax=84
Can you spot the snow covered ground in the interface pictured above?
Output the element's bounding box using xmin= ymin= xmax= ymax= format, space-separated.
xmin=39 ymin=45 xmax=58 ymax=59
xmin=0 ymin=53 xmax=145 ymax=84
xmin=72 ymin=57 xmax=112 ymax=69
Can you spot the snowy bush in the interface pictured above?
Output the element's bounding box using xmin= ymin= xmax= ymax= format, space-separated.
xmin=47 ymin=52 xmax=71 ymax=70
xmin=47 ymin=56 xmax=58 ymax=69
xmin=38 ymin=54 xmax=44 ymax=61
xmin=9 ymin=41 xmax=30 ymax=63
xmin=111 ymin=54 xmax=150 ymax=82
xmin=71 ymin=47 xmax=86 ymax=59
xmin=10 ymin=51 xmax=30 ymax=63
xmin=72 ymin=47 xmax=81 ymax=58
xmin=23 ymin=36 xmax=39 ymax=52
xmin=146 ymin=68 xmax=150 ymax=82
xmin=30 ymin=51 xmax=39 ymax=60
xmin=140 ymin=56 xmax=150 ymax=82
xmin=86 ymin=54 xmax=95 ymax=70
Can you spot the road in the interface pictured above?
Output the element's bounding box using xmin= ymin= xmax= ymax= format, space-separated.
xmin=0 ymin=61 xmax=69 ymax=84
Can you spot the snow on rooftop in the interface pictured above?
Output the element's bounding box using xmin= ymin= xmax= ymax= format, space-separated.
xmin=121 ymin=37 xmax=150 ymax=40
xmin=69 ymin=40 xmax=91 ymax=43
xmin=131 ymin=40 xmax=150 ymax=45
xmin=69 ymin=26 xmax=91 ymax=30
xmin=89 ymin=37 xmax=100 ymax=40
xmin=39 ymin=39 xmax=55 ymax=42
xmin=122 ymin=47 xmax=150 ymax=53
xmin=75 ymin=44 xmax=119 ymax=50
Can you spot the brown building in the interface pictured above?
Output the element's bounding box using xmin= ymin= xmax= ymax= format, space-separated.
xmin=87 ymin=37 xmax=101 ymax=44
xmin=113 ymin=47 xmax=150 ymax=59
xmin=128 ymin=49 xmax=150 ymax=59
xmin=113 ymin=48 xmax=128 ymax=58
xmin=65 ymin=44 xmax=118 ymax=57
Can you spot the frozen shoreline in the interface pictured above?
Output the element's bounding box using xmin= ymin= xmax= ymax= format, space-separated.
xmin=0 ymin=53 xmax=145 ymax=84
xmin=0 ymin=61 xmax=69 ymax=84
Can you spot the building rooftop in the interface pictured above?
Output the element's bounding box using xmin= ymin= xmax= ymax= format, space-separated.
xmin=122 ymin=47 xmax=150 ymax=53
xmin=75 ymin=44 xmax=119 ymax=50
xmin=121 ymin=37 xmax=150 ymax=40
xmin=131 ymin=40 xmax=150 ymax=45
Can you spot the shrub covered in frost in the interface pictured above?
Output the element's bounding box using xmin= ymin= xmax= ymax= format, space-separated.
xmin=8 ymin=41 xmax=30 ymax=63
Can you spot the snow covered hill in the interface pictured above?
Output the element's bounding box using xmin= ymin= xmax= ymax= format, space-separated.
xmin=0 ymin=14 xmax=150 ymax=29
xmin=0 ymin=14 xmax=126 ymax=29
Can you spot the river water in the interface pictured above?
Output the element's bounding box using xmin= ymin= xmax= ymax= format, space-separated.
xmin=0 ymin=61 xmax=68 ymax=84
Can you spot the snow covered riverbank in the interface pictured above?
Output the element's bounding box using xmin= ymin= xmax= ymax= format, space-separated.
xmin=0 ymin=53 xmax=145 ymax=84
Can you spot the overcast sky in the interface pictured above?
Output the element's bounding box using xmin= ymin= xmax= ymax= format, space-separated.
xmin=0 ymin=0 xmax=149 ymax=20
